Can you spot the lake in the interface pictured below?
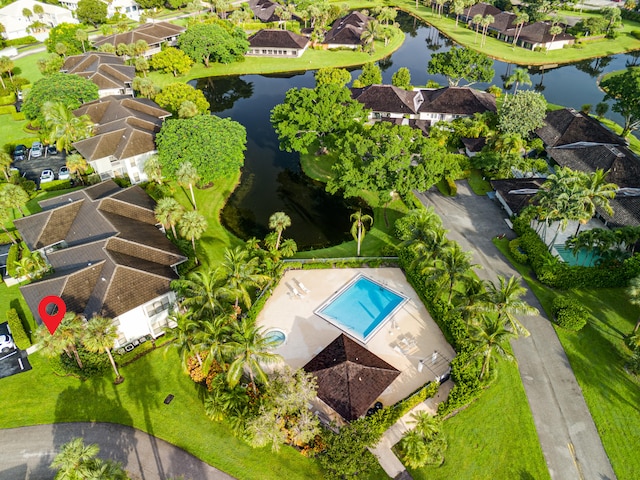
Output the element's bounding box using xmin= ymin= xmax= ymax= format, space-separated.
xmin=193 ymin=11 xmax=638 ymax=249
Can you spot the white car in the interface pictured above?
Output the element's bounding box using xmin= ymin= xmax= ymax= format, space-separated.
xmin=58 ymin=166 xmax=70 ymax=180
xmin=0 ymin=334 xmax=15 ymax=353
xmin=40 ymin=169 xmax=54 ymax=184
xmin=31 ymin=141 xmax=43 ymax=158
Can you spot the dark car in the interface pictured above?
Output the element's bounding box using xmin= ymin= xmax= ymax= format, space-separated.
xmin=47 ymin=144 xmax=58 ymax=155
xmin=13 ymin=144 xmax=26 ymax=161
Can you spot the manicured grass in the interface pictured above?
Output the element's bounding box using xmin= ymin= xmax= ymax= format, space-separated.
xmin=493 ymin=239 xmax=640 ymax=480
xmin=410 ymin=358 xmax=550 ymax=480
xmin=467 ymin=169 xmax=492 ymax=196
xmin=148 ymin=30 xmax=405 ymax=87
xmin=0 ymin=348 xmax=325 ymax=480
xmin=395 ymin=2 xmax=640 ymax=66
xmin=0 ymin=282 xmax=36 ymax=338
xmin=14 ymin=50 xmax=47 ymax=85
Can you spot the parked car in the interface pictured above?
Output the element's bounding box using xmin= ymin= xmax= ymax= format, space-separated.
xmin=0 ymin=334 xmax=15 ymax=354
xmin=47 ymin=144 xmax=58 ymax=156
xmin=30 ymin=141 xmax=43 ymax=158
xmin=40 ymin=169 xmax=54 ymax=184
xmin=58 ymin=166 xmax=70 ymax=180
xmin=13 ymin=144 xmax=26 ymax=161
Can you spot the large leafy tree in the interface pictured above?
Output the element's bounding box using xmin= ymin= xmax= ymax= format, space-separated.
xmin=76 ymin=0 xmax=107 ymax=27
xmin=44 ymin=23 xmax=85 ymax=55
xmin=150 ymin=47 xmax=193 ymax=77
xmin=497 ymin=90 xmax=547 ymax=138
xmin=354 ymin=61 xmax=382 ymax=87
xmin=42 ymin=101 xmax=94 ymax=152
xmin=314 ymin=67 xmax=351 ymax=87
xmin=156 ymin=114 xmax=246 ymax=184
xmin=601 ymin=68 xmax=640 ymax=137
xmin=22 ymin=74 xmax=99 ymax=124
xmin=178 ymin=23 xmax=248 ymax=67
xmin=427 ymin=46 xmax=494 ymax=86
xmin=270 ymin=83 xmax=368 ymax=154
xmin=155 ymin=83 xmax=210 ymax=117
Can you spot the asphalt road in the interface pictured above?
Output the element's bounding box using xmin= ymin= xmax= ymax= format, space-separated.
xmin=0 ymin=423 xmax=236 ymax=480
xmin=415 ymin=182 xmax=616 ymax=480
xmin=11 ymin=146 xmax=67 ymax=188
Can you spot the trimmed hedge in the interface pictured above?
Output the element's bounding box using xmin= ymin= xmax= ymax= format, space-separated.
xmin=6 ymin=36 xmax=37 ymax=46
xmin=6 ymin=243 xmax=19 ymax=277
xmin=6 ymin=308 xmax=30 ymax=349
xmin=509 ymin=238 xmax=528 ymax=264
xmin=551 ymin=295 xmax=589 ymax=331
xmin=40 ymin=179 xmax=72 ymax=192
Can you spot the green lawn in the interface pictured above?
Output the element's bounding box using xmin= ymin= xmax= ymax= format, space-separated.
xmin=410 ymin=359 xmax=550 ymax=480
xmin=0 ymin=282 xmax=37 ymax=338
xmin=493 ymin=240 xmax=640 ymax=480
xmin=0 ymin=348 xmax=325 ymax=480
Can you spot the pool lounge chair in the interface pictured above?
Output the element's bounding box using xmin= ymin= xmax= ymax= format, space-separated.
xmin=298 ymin=281 xmax=311 ymax=294
xmin=292 ymin=287 xmax=304 ymax=298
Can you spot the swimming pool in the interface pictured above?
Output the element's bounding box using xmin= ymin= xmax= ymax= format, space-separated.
xmin=315 ymin=275 xmax=408 ymax=343
xmin=554 ymin=245 xmax=600 ymax=267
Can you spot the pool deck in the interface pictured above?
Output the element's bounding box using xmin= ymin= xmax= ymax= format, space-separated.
xmin=257 ymin=267 xmax=456 ymax=410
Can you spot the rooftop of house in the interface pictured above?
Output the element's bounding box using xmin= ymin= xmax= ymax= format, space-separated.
xmin=248 ymin=29 xmax=309 ymax=49
xmin=15 ymin=180 xmax=186 ymax=321
xmin=462 ymin=2 xmax=502 ymax=19
xmin=62 ymin=52 xmax=135 ymax=91
xmin=490 ymin=178 xmax=546 ymax=214
xmin=536 ymin=108 xmax=623 ymax=148
xmin=418 ymin=87 xmax=497 ymax=115
xmin=73 ymin=95 xmax=170 ymax=162
xmin=93 ymin=21 xmax=185 ymax=48
xmin=351 ymin=85 xmax=422 ymax=115
xmin=505 ymin=21 xmax=574 ymax=44
xmin=323 ymin=11 xmax=373 ymax=45
xmin=248 ymin=0 xmax=283 ymax=23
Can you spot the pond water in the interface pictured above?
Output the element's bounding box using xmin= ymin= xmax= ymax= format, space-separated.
xmin=195 ymin=11 xmax=639 ymax=249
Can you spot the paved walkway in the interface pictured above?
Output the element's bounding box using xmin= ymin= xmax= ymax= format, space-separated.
xmin=415 ymin=182 xmax=616 ymax=480
xmin=0 ymin=422 xmax=235 ymax=480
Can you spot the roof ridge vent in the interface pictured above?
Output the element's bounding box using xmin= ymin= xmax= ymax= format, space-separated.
xmin=609 ymin=146 xmax=624 ymax=157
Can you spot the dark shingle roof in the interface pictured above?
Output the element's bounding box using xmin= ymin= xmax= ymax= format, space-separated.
xmin=248 ymin=29 xmax=309 ymax=49
xmin=62 ymin=53 xmax=135 ymax=91
xmin=511 ymin=21 xmax=574 ymax=45
xmin=461 ymin=137 xmax=487 ymax=153
xmin=16 ymin=180 xmax=187 ymax=324
xmin=93 ymin=21 xmax=184 ymax=49
xmin=323 ymin=11 xmax=373 ymax=46
xmin=490 ymin=178 xmax=545 ymax=214
xmin=419 ymin=87 xmax=496 ymax=115
xmin=462 ymin=3 xmax=501 ymax=19
xmin=536 ymin=108 xmax=623 ymax=147
xmin=249 ymin=0 xmax=282 ymax=23
xmin=351 ymin=85 xmax=422 ymax=114
xmin=304 ymin=334 xmax=400 ymax=421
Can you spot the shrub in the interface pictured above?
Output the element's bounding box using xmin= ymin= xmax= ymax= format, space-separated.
xmin=40 ymin=179 xmax=72 ymax=192
xmin=55 ymin=347 xmax=110 ymax=379
xmin=552 ymin=295 xmax=589 ymax=331
xmin=6 ymin=36 xmax=37 ymax=46
xmin=6 ymin=243 xmax=19 ymax=277
xmin=509 ymin=238 xmax=528 ymax=264
xmin=0 ymin=100 xmax=15 ymax=111
xmin=6 ymin=308 xmax=30 ymax=349
xmin=631 ymin=30 xmax=640 ymax=40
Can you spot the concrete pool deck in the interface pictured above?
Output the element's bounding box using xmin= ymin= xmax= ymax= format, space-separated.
xmin=256 ymin=267 xmax=456 ymax=408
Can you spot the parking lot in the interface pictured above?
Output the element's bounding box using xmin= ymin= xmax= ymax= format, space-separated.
xmin=11 ymin=144 xmax=68 ymax=188
xmin=0 ymin=322 xmax=31 ymax=379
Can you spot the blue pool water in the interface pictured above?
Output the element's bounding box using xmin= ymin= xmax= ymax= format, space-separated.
xmin=554 ymin=245 xmax=600 ymax=267
xmin=315 ymin=275 xmax=407 ymax=342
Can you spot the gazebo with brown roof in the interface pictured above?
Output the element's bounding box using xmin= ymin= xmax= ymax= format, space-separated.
xmin=304 ymin=334 xmax=400 ymax=422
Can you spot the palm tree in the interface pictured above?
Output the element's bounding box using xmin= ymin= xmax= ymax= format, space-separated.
xmin=0 ymin=208 xmax=18 ymax=244
xmin=0 ymin=56 xmax=14 ymax=88
xmin=0 ymin=151 xmax=12 ymax=181
xmin=42 ymin=101 xmax=94 ymax=153
xmin=492 ymin=132 xmax=526 ymax=156
xmin=574 ymin=169 xmax=617 ymax=235
xmin=74 ymin=29 xmax=88 ymax=53
xmin=423 ymin=244 xmax=476 ymax=304
xmin=178 ymin=210 xmax=208 ymax=262
xmin=434 ymin=0 xmax=446 ymax=17
xmin=472 ymin=14 xmax=483 ymax=43
xmin=0 ymin=183 xmax=29 ymax=216
xmin=625 ymin=276 xmax=640 ymax=333
xmin=480 ymin=15 xmax=494 ymax=47
xmin=143 ymin=155 xmax=163 ymax=185
xmin=547 ymin=25 xmax=563 ymax=54
xmin=224 ymin=317 xmax=282 ymax=394
xmin=468 ymin=314 xmax=517 ymax=380
xmin=504 ymin=68 xmax=531 ymax=94
xmin=66 ymin=154 xmax=89 ymax=185
xmin=360 ymin=20 xmax=382 ymax=54
xmin=350 ymin=210 xmax=373 ymax=256
xmin=222 ymin=246 xmax=268 ymax=309
xmin=50 ymin=437 xmax=100 ymax=480
xmin=478 ymin=275 xmax=538 ymax=337
xmin=84 ymin=316 xmax=122 ymax=381
xmin=169 ymin=308 xmax=205 ymax=369
xmin=174 ymin=268 xmax=230 ymax=317
xmin=37 ymin=313 xmax=86 ymax=369
xmin=452 ymin=0 xmax=465 ymax=28
xmin=268 ymin=211 xmax=291 ymax=251
xmin=155 ymin=197 xmax=184 ymax=239
xmin=512 ymin=11 xmax=529 ymax=48
xmin=14 ymin=256 xmax=41 ymax=280
xmin=176 ymin=161 xmax=200 ymax=210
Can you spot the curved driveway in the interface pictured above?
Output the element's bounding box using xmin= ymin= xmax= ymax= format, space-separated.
xmin=0 ymin=422 xmax=235 ymax=480
xmin=416 ymin=182 xmax=616 ymax=480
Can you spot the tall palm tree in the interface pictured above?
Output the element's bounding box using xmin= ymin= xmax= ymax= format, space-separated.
xmin=178 ymin=210 xmax=208 ymax=263
xmin=143 ymin=155 xmax=163 ymax=184
xmin=504 ymin=68 xmax=531 ymax=94
xmin=452 ymin=0 xmax=465 ymax=28
xmin=268 ymin=211 xmax=291 ymax=250
xmin=42 ymin=101 xmax=94 ymax=153
xmin=547 ymin=25 xmax=563 ymax=54
xmin=84 ymin=316 xmax=122 ymax=381
xmin=50 ymin=437 xmax=100 ymax=480
xmin=468 ymin=314 xmax=517 ymax=380
xmin=0 ymin=208 xmax=18 ymax=244
xmin=478 ymin=275 xmax=538 ymax=337
xmin=174 ymin=267 xmax=230 ymax=317
xmin=350 ymin=209 xmax=373 ymax=256
xmin=574 ymin=169 xmax=617 ymax=235
xmin=0 ymin=151 xmax=11 ymax=181
xmin=512 ymin=11 xmax=529 ymax=48
xmin=222 ymin=246 xmax=268 ymax=309
xmin=472 ymin=14 xmax=483 ymax=43
xmin=66 ymin=154 xmax=89 ymax=185
xmin=480 ymin=15 xmax=494 ymax=47
xmin=423 ymin=244 xmax=476 ymax=304
xmin=224 ymin=317 xmax=282 ymax=394
xmin=37 ymin=313 xmax=86 ymax=369
xmin=625 ymin=275 xmax=640 ymax=333
xmin=74 ymin=29 xmax=88 ymax=53
xmin=360 ymin=19 xmax=382 ymax=54
xmin=155 ymin=197 xmax=185 ymax=239
xmin=0 ymin=183 xmax=29 ymax=216
xmin=177 ymin=161 xmax=200 ymax=210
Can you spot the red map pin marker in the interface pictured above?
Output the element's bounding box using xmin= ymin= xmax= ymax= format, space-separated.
xmin=38 ymin=295 xmax=67 ymax=335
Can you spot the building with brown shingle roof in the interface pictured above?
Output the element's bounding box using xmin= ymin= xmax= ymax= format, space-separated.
xmin=15 ymin=180 xmax=187 ymax=346
xmin=247 ymin=29 xmax=309 ymax=57
xmin=93 ymin=21 xmax=185 ymax=58
xmin=73 ymin=95 xmax=171 ymax=184
xmin=62 ymin=52 xmax=135 ymax=98
xmin=323 ymin=11 xmax=373 ymax=49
